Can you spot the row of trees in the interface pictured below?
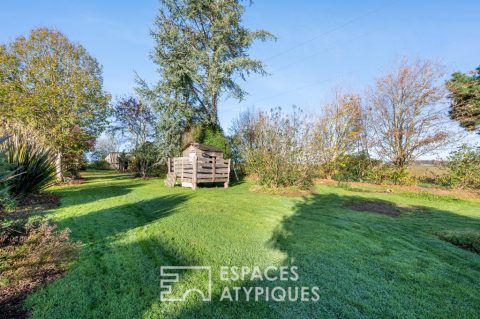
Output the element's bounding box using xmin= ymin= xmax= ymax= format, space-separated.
xmin=231 ymin=59 xmax=480 ymax=189
xmin=2 ymin=0 xmax=266 ymax=181
xmin=2 ymin=1 xmax=478 ymax=189
xmin=99 ymin=0 xmax=480 ymax=187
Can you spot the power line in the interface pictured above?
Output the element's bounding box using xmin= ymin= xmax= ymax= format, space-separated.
xmin=251 ymin=72 xmax=354 ymax=104
xmin=250 ymin=28 xmax=380 ymax=104
xmin=248 ymin=1 xmax=398 ymax=105
xmin=263 ymin=0 xmax=398 ymax=62
xmin=268 ymin=29 xmax=378 ymax=75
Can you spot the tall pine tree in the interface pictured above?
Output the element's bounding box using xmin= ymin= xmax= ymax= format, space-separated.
xmin=137 ymin=0 xmax=274 ymax=156
xmin=446 ymin=67 xmax=480 ymax=133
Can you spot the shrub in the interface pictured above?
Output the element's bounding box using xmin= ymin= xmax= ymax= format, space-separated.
xmin=117 ymin=152 xmax=130 ymax=171
xmin=2 ymin=135 xmax=55 ymax=197
xmin=311 ymin=90 xmax=363 ymax=171
xmin=367 ymin=165 xmax=416 ymax=185
xmin=231 ymin=107 xmax=315 ymax=190
xmin=443 ymin=144 xmax=480 ymax=189
xmin=63 ymin=152 xmax=87 ymax=178
xmin=0 ymin=221 xmax=80 ymax=303
xmin=182 ymin=123 xmax=231 ymax=158
xmin=131 ymin=142 xmax=163 ymax=177
xmin=89 ymin=159 xmax=111 ymax=170
xmin=201 ymin=126 xmax=231 ymax=159
xmin=327 ymin=153 xmax=380 ymax=182
xmin=437 ymin=230 xmax=480 ymax=253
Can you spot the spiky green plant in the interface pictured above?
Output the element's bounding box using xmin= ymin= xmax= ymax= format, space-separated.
xmin=2 ymin=135 xmax=55 ymax=197
xmin=0 ymin=135 xmax=16 ymax=208
xmin=0 ymin=136 xmax=14 ymax=185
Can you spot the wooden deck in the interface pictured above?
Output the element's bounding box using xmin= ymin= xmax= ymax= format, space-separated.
xmin=166 ymin=155 xmax=231 ymax=189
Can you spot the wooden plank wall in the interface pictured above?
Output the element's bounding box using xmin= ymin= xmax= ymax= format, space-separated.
xmin=172 ymin=156 xmax=230 ymax=188
xmin=196 ymin=157 xmax=230 ymax=183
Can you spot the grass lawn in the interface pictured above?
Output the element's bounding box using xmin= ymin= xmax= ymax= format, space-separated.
xmin=25 ymin=171 xmax=480 ymax=318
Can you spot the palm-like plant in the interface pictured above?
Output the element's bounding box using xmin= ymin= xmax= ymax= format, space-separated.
xmin=0 ymin=135 xmax=15 ymax=206
xmin=2 ymin=135 xmax=55 ymax=197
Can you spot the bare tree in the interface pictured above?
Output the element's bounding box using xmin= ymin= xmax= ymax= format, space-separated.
xmin=91 ymin=132 xmax=121 ymax=161
xmin=231 ymin=107 xmax=315 ymax=189
xmin=110 ymin=96 xmax=156 ymax=150
xmin=312 ymin=89 xmax=363 ymax=164
xmin=365 ymin=59 xmax=450 ymax=166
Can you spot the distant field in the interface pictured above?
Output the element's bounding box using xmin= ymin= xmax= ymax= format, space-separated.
xmin=408 ymin=164 xmax=446 ymax=179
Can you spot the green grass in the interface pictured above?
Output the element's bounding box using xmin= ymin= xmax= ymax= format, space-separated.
xmin=26 ymin=172 xmax=480 ymax=318
xmin=437 ymin=229 xmax=480 ymax=253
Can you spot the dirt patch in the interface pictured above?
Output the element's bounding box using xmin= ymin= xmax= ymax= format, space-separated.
xmin=1 ymin=191 xmax=78 ymax=319
xmin=0 ymin=268 xmax=64 ymax=319
xmin=19 ymin=192 xmax=60 ymax=210
xmin=0 ymin=223 xmax=79 ymax=319
xmin=62 ymin=178 xmax=85 ymax=186
xmin=346 ymin=200 xmax=403 ymax=217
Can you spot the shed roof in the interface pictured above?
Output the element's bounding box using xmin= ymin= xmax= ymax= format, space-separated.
xmin=183 ymin=143 xmax=223 ymax=153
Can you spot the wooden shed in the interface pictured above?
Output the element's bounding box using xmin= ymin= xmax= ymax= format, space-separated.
xmin=104 ymin=152 xmax=122 ymax=170
xmin=104 ymin=152 xmax=129 ymax=171
xmin=182 ymin=143 xmax=224 ymax=159
xmin=165 ymin=143 xmax=231 ymax=189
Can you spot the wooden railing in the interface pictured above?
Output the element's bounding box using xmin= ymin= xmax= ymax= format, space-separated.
xmin=169 ymin=156 xmax=231 ymax=188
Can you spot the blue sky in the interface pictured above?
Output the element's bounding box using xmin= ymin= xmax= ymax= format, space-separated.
xmin=1 ymin=0 xmax=479 ymax=138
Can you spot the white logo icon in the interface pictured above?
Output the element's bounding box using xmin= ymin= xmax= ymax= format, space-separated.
xmin=160 ymin=266 xmax=212 ymax=302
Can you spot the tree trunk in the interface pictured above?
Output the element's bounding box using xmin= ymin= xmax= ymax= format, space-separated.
xmin=211 ymin=95 xmax=218 ymax=124
xmin=55 ymin=151 xmax=64 ymax=182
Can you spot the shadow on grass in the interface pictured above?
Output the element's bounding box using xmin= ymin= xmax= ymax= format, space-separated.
xmin=26 ymin=194 xmax=193 ymax=319
xmin=26 ymin=188 xmax=480 ymax=318
xmin=266 ymin=193 xmax=480 ymax=318
xmin=57 ymin=194 xmax=190 ymax=242
xmin=229 ymin=181 xmax=246 ymax=188
xmin=167 ymin=192 xmax=480 ymax=318
xmin=82 ymin=173 xmax=134 ymax=182
xmin=52 ymin=181 xmax=145 ymax=209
